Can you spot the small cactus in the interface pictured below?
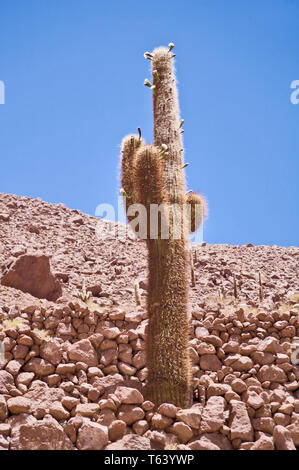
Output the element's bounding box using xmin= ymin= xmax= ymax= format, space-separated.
xmin=233 ymin=274 xmax=238 ymax=299
xmin=134 ymin=281 xmax=142 ymax=307
xmin=191 ymin=251 xmax=195 ymax=287
xmin=76 ymin=279 xmax=92 ymax=303
xmin=259 ymin=272 xmax=264 ymax=302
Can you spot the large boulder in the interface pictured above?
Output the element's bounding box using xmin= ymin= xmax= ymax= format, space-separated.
xmin=1 ymin=254 xmax=62 ymax=301
xmin=10 ymin=415 xmax=74 ymax=450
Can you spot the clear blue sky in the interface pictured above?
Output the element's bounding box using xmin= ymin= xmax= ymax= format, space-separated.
xmin=0 ymin=0 xmax=298 ymax=246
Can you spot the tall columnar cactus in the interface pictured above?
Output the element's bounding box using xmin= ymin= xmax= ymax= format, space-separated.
xmin=120 ymin=45 xmax=206 ymax=408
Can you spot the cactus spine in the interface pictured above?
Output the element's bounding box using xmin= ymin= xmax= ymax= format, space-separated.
xmin=120 ymin=46 xmax=205 ymax=408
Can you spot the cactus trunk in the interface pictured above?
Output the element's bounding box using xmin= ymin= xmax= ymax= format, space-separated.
xmin=143 ymin=49 xmax=192 ymax=407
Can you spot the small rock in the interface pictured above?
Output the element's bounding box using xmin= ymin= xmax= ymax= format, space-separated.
xmin=77 ymin=420 xmax=108 ymax=450
xmin=171 ymin=422 xmax=193 ymax=444
xmin=158 ymin=403 xmax=178 ymax=419
xmin=108 ymin=420 xmax=126 ymax=442
xmin=200 ymin=396 xmax=225 ymax=433
xmin=199 ymin=355 xmax=222 ymax=371
xmin=7 ymin=397 xmax=31 ymax=414
xmin=106 ymin=434 xmax=151 ymax=450
xmin=23 ymin=358 xmax=55 ymax=376
xmin=114 ymin=386 xmax=143 ymax=405
xmin=229 ymin=400 xmax=253 ymax=441
xmin=68 ymin=339 xmax=98 ymax=367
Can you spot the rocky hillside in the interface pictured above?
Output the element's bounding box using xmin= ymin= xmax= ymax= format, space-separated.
xmin=0 ymin=192 xmax=298 ymax=450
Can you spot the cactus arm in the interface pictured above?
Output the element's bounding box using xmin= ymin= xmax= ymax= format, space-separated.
xmin=186 ymin=191 xmax=207 ymax=234
xmin=121 ymin=134 xmax=145 ymax=223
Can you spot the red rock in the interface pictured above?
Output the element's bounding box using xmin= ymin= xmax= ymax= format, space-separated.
xmin=0 ymin=370 xmax=14 ymax=393
xmin=118 ymin=362 xmax=137 ymax=376
xmin=6 ymin=359 xmax=24 ymax=375
xmin=40 ymin=339 xmax=62 ymax=365
xmin=158 ymin=403 xmax=178 ymax=418
xmin=0 ymin=435 xmax=9 ymax=449
xmin=230 ymin=356 xmax=253 ymax=372
xmin=257 ymin=337 xmax=281 ymax=354
xmin=105 ymin=434 xmax=152 ymax=450
xmin=197 ymin=342 xmax=216 ymax=355
xmin=257 ymin=365 xmax=287 ymax=383
xmin=75 ymin=403 xmax=100 ymax=417
xmin=151 ymin=413 xmax=173 ymax=430
xmin=1 ymin=254 xmax=62 ymax=301
xmin=243 ymin=390 xmax=264 ymax=409
xmin=229 ymin=400 xmax=253 ymax=441
xmin=100 ymin=327 xmax=121 ymax=339
xmin=223 ymin=341 xmax=240 ymax=354
xmin=0 ymin=396 xmax=8 ymax=421
xmin=0 ymin=212 xmax=10 ymax=221
xmin=195 ymin=327 xmax=209 ymax=339
xmin=77 ymin=420 xmax=108 ymax=450
xmin=114 ymin=386 xmax=143 ymax=404
xmin=142 ymin=400 xmax=155 ymax=411
xmin=68 ymin=339 xmax=98 ymax=366
xmin=23 ymin=358 xmax=55 ymax=376
xmin=231 ymin=378 xmax=247 ymax=394
xmin=108 ymin=420 xmax=127 ymax=441
xmin=171 ymin=422 xmax=193 ymax=444
xmin=10 ymin=415 xmax=74 ymax=450
xmin=56 ymin=363 xmax=76 ymax=375
xmin=252 ymin=417 xmax=275 ymax=434
xmin=200 ymin=396 xmax=225 ymax=433
xmin=132 ymin=420 xmax=149 ymax=436
xmin=117 ymin=404 xmax=145 ymax=425
xmin=207 ymin=383 xmax=231 ymax=398
xmin=48 ymin=401 xmax=70 ymax=420
xmin=273 ymin=425 xmax=296 ymax=450
xmin=12 ymin=344 xmax=28 ymax=359
xmin=189 ymin=433 xmax=232 ymax=450
xmin=24 ymin=380 xmax=65 ymax=415
xmin=61 ymin=396 xmax=80 ymax=411
xmin=199 ymin=354 xmax=222 ymax=371
xmin=97 ymin=408 xmax=116 ymax=427
xmin=0 ymin=423 xmax=10 ymax=436
xmin=251 ymin=351 xmax=275 ymax=365
xmin=274 ymin=412 xmax=291 ymax=426
xmin=251 ymin=433 xmax=274 ymax=450
xmin=176 ymin=406 xmax=202 ymax=429
xmin=286 ymin=413 xmax=299 ymax=446
xmin=7 ymin=397 xmax=31 ymax=414
xmin=132 ymin=350 xmax=146 ymax=369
